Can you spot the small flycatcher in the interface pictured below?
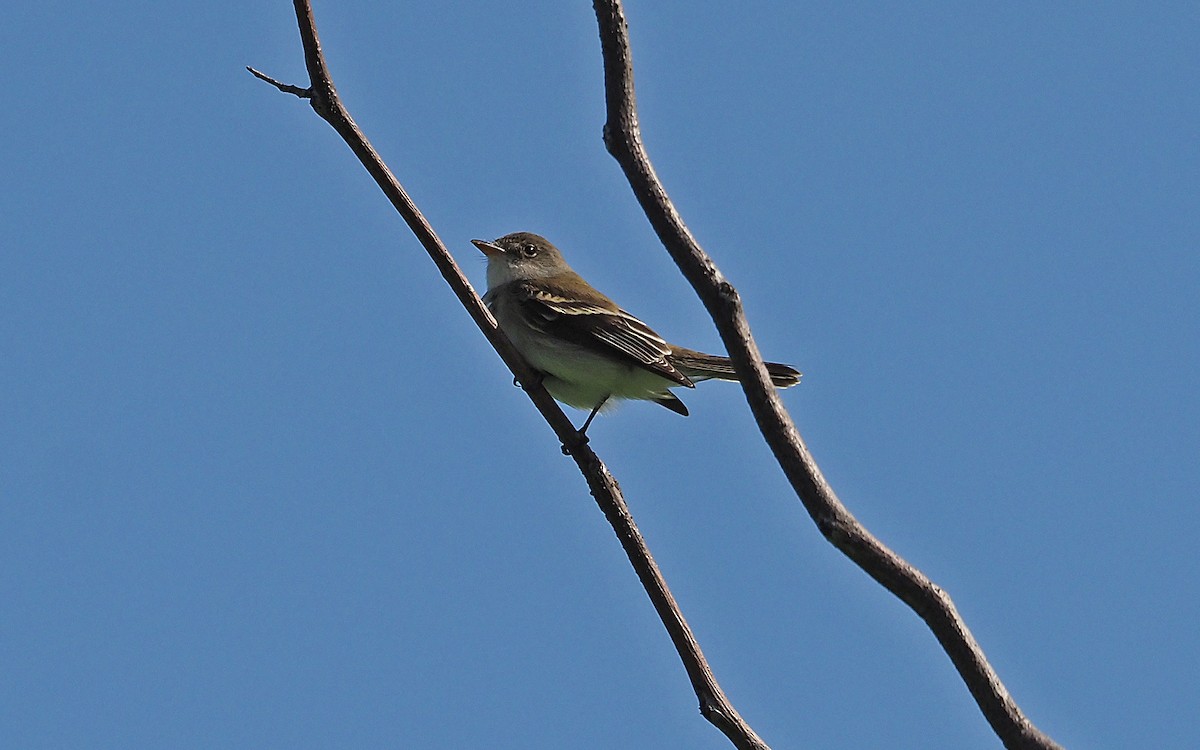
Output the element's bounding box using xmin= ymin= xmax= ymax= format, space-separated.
xmin=473 ymin=232 xmax=801 ymax=434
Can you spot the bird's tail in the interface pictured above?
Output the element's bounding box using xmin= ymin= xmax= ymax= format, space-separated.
xmin=670 ymin=347 xmax=801 ymax=388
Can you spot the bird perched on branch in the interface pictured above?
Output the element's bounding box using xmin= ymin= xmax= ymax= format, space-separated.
xmin=473 ymin=232 xmax=800 ymax=435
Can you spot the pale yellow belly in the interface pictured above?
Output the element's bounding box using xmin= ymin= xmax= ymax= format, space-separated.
xmin=490 ymin=296 xmax=678 ymax=412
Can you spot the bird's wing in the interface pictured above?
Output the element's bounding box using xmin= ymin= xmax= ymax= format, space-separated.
xmin=515 ymin=281 xmax=694 ymax=388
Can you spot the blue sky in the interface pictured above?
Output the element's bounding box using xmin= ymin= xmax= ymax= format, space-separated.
xmin=3 ymin=2 xmax=1197 ymax=748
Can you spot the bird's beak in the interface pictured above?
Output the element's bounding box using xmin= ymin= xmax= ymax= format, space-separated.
xmin=471 ymin=239 xmax=504 ymax=258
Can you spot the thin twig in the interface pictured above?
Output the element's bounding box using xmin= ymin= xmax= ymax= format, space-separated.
xmin=591 ymin=1 xmax=1063 ymax=749
xmin=246 ymin=66 xmax=311 ymax=97
xmin=250 ymin=2 xmax=772 ymax=749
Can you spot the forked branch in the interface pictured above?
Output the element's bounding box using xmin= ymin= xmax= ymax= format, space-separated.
xmin=591 ymin=1 xmax=1063 ymax=748
xmin=250 ymin=2 xmax=772 ymax=748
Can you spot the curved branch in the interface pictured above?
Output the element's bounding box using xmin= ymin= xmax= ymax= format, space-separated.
xmin=591 ymin=2 xmax=1063 ymax=749
xmin=250 ymin=2 xmax=771 ymax=749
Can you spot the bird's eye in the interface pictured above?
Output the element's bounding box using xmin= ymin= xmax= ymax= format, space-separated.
xmin=520 ymin=244 xmax=538 ymax=258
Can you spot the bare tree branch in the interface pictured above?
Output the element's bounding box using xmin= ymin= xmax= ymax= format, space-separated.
xmin=591 ymin=2 xmax=1063 ymax=749
xmin=250 ymin=2 xmax=772 ymax=748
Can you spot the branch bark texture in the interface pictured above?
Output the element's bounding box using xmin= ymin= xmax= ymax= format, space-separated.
xmin=592 ymin=2 xmax=1063 ymax=749
xmin=251 ymin=2 xmax=771 ymax=749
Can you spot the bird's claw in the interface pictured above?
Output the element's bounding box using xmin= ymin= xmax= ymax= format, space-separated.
xmin=560 ymin=431 xmax=590 ymax=456
xmin=514 ymin=372 xmax=546 ymax=390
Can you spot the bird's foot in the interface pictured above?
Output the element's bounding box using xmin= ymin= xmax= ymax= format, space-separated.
xmin=560 ymin=431 xmax=590 ymax=456
xmin=514 ymin=371 xmax=545 ymax=390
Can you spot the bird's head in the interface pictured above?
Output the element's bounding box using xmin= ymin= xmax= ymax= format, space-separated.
xmin=472 ymin=232 xmax=571 ymax=288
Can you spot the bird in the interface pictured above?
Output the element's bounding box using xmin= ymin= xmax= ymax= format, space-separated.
xmin=472 ymin=232 xmax=801 ymax=435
